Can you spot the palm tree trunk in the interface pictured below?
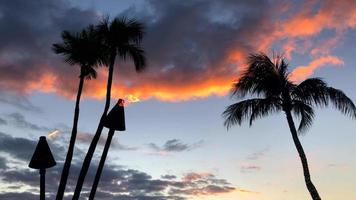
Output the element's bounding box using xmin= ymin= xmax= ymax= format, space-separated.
xmin=88 ymin=129 xmax=115 ymax=200
xmin=56 ymin=75 xmax=84 ymax=200
xmin=72 ymin=53 xmax=116 ymax=200
xmin=285 ymin=110 xmax=321 ymax=200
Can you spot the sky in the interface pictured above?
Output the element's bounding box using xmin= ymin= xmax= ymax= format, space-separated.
xmin=0 ymin=0 xmax=355 ymax=199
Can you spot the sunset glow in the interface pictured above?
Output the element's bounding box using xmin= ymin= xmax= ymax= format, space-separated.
xmin=0 ymin=0 xmax=355 ymax=200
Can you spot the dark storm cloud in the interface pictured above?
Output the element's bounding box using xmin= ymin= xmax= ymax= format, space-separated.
xmin=0 ymin=132 xmax=241 ymax=199
xmin=148 ymin=139 xmax=203 ymax=153
xmin=0 ymin=0 xmax=354 ymax=101
xmin=0 ymin=0 xmax=275 ymax=101
xmin=0 ymin=132 xmax=64 ymax=161
xmin=109 ymin=0 xmax=273 ymax=100
xmin=0 ymin=0 xmax=99 ymax=96
xmin=140 ymin=0 xmax=267 ymax=68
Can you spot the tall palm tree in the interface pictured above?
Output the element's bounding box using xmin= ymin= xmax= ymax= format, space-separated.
xmin=72 ymin=17 xmax=146 ymax=200
xmin=52 ymin=26 xmax=107 ymax=200
xmin=223 ymin=53 xmax=356 ymax=200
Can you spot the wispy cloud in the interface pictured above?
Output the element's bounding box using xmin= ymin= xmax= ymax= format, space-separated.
xmin=76 ymin=132 xmax=138 ymax=151
xmin=240 ymin=147 xmax=270 ymax=173
xmin=147 ymin=139 xmax=203 ymax=155
xmin=240 ymin=165 xmax=261 ymax=173
xmin=290 ymin=56 xmax=344 ymax=82
xmin=5 ymin=112 xmax=51 ymax=132
xmin=0 ymin=91 xmax=41 ymax=112
xmin=246 ymin=147 xmax=269 ymax=161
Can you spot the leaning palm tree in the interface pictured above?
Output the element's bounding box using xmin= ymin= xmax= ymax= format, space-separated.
xmin=72 ymin=17 xmax=146 ymax=200
xmin=52 ymin=25 xmax=107 ymax=200
xmin=223 ymin=53 xmax=356 ymax=200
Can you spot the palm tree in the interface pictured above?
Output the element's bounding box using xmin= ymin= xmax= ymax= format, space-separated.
xmin=72 ymin=17 xmax=146 ymax=200
xmin=52 ymin=25 xmax=107 ymax=200
xmin=223 ymin=53 xmax=356 ymax=200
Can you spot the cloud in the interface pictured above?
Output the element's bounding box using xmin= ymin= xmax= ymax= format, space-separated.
xmin=0 ymin=117 xmax=7 ymax=125
xmin=76 ymin=132 xmax=138 ymax=151
xmin=5 ymin=112 xmax=51 ymax=132
xmin=0 ymin=112 xmax=130 ymax=149
xmin=0 ymin=156 xmax=7 ymax=169
xmin=290 ymin=56 xmax=344 ymax=82
xmin=161 ymin=175 xmax=177 ymax=180
xmin=0 ymin=192 xmax=40 ymax=200
xmin=0 ymin=91 xmax=41 ymax=112
xmin=169 ymin=173 xmax=235 ymax=196
xmin=0 ymin=132 xmax=64 ymax=162
xmin=327 ymin=163 xmax=351 ymax=170
xmin=0 ymin=0 xmax=350 ymax=101
xmin=0 ymin=0 xmax=99 ymax=97
xmin=240 ymin=147 xmax=269 ymax=173
xmin=240 ymin=165 xmax=261 ymax=173
xmin=0 ymin=132 xmax=244 ymax=200
xmin=0 ymin=0 xmax=354 ymax=102
xmin=148 ymin=139 xmax=203 ymax=155
xmin=246 ymin=147 xmax=269 ymax=161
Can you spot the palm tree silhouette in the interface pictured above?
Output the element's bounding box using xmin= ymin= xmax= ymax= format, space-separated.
xmin=72 ymin=17 xmax=145 ymax=200
xmin=52 ymin=25 xmax=107 ymax=200
xmin=223 ymin=53 xmax=356 ymax=200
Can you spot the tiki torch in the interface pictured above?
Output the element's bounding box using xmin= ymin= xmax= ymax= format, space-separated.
xmin=29 ymin=136 xmax=56 ymax=200
xmin=104 ymin=98 xmax=126 ymax=132
xmin=88 ymin=99 xmax=125 ymax=200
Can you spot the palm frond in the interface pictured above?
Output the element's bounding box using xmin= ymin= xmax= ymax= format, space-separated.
xmin=292 ymin=78 xmax=329 ymax=106
xmin=118 ymin=44 xmax=146 ymax=72
xmin=292 ymin=78 xmax=356 ymax=118
xmin=249 ymin=97 xmax=282 ymax=126
xmin=53 ymin=25 xmax=106 ymax=79
xmin=232 ymin=53 xmax=289 ymax=98
xmin=326 ymin=87 xmax=356 ymax=118
xmin=82 ymin=66 xmax=97 ymax=80
xmin=101 ymin=16 xmax=144 ymax=47
xmin=223 ymin=98 xmax=281 ymax=129
xmin=292 ymin=100 xmax=315 ymax=134
xmin=124 ymin=18 xmax=145 ymax=44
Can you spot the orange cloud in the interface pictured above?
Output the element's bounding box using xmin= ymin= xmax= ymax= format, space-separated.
xmin=1 ymin=0 xmax=355 ymax=102
xmin=75 ymin=67 xmax=236 ymax=102
xmin=183 ymin=172 xmax=214 ymax=182
xmin=290 ymin=56 xmax=344 ymax=82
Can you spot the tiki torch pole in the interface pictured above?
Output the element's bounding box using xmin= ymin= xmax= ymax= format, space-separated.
xmin=40 ymin=168 xmax=46 ymax=200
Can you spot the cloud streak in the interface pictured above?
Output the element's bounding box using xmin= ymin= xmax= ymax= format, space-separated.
xmin=76 ymin=132 xmax=138 ymax=151
xmin=148 ymin=139 xmax=203 ymax=155
xmin=5 ymin=112 xmax=51 ymax=132
xmin=290 ymin=56 xmax=344 ymax=82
